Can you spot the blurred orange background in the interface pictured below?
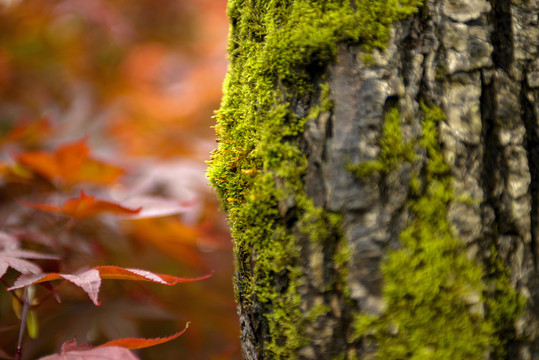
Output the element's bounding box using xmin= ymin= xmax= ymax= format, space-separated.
xmin=0 ymin=0 xmax=240 ymax=359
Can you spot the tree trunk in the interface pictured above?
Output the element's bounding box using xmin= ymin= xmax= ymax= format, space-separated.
xmin=208 ymin=0 xmax=539 ymax=359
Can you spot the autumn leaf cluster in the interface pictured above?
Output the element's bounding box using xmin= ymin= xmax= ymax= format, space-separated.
xmin=0 ymin=0 xmax=237 ymax=359
xmin=0 ymin=124 xmax=222 ymax=359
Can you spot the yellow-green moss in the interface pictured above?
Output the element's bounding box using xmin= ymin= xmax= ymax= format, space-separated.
xmin=208 ymin=1 xmax=422 ymax=358
xmin=351 ymin=103 xmax=523 ymax=359
xmin=347 ymin=107 xmax=416 ymax=177
xmin=484 ymin=245 xmax=527 ymax=359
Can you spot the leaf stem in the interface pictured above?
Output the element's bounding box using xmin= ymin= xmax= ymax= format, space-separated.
xmin=14 ymin=287 xmax=29 ymax=360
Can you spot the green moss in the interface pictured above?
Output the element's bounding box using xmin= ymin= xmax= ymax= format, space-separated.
xmin=484 ymin=246 xmax=526 ymax=359
xmin=435 ymin=66 xmax=447 ymax=81
xmin=208 ymin=0 xmax=422 ymax=358
xmin=347 ymin=107 xmax=416 ymax=177
xmin=352 ymin=103 xmax=523 ymax=359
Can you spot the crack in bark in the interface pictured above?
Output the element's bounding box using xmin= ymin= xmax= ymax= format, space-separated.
xmin=521 ymin=76 xmax=539 ymax=271
xmin=490 ymin=0 xmax=514 ymax=72
xmin=480 ymin=69 xmax=503 ymax=240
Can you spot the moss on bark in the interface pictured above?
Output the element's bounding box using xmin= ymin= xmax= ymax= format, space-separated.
xmin=350 ymin=103 xmax=524 ymax=359
xmin=207 ymin=0 xmax=522 ymax=358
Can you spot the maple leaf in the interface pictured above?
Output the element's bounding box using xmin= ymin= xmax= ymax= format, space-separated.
xmin=0 ymin=117 xmax=52 ymax=149
xmin=39 ymin=324 xmax=189 ymax=360
xmin=0 ymin=250 xmax=58 ymax=279
xmin=116 ymin=195 xmax=198 ymax=219
xmin=9 ymin=266 xmax=212 ymax=305
xmin=0 ymin=232 xmax=59 ymax=279
xmin=59 ymin=339 xmax=92 ymax=353
xmin=15 ymin=138 xmax=124 ymax=186
xmin=39 ymin=341 xmax=138 ymax=360
xmin=18 ymin=190 xmax=142 ymax=219
xmin=99 ymin=323 xmax=189 ymax=350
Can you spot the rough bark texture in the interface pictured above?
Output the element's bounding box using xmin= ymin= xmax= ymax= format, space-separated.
xmin=208 ymin=0 xmax=539 ymax=359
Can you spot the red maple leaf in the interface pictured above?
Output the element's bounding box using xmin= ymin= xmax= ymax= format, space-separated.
xmin=39 ymin=323 xmax=190 ymax=360
xmin=39 ymin=340 xmax=138 ymax=360
xmin=9 ymin=265 xmax=212 ymax=305
xmin=0 ymin=249 xmax=58 ymax=279
xmin=0 ymin=232 xmax=59 ymax=279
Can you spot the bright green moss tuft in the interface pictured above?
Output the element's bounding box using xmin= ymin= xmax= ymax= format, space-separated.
xmin=347 ymin=107 xmax=416 ymax=177
xmin=352 ymin=103 xmax=523 ymax=359
xmin=419 ymin=102 xmax=451 ymax=177
xmin=207 ymin=0 xmax=422 ymax=358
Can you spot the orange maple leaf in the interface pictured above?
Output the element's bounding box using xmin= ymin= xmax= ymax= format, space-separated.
xmin=19 ymin=190 xmax=142 ymax=219
xmin=15 ymin=138 xmax=124 ymax=186
xmin=99 ymin=323 xmax=189 ymax=349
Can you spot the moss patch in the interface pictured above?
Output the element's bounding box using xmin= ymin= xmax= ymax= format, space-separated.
xmin=351 ymin=103 xmax=523 ymax=359
xmin=208 ymin=0 xmax=422 ymax=358
xmin=347 ymin=107 xmax=416 ymax=177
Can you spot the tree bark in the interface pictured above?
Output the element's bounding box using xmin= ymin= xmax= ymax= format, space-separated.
xmin=209 ymin=1 xmax=539 ymax=359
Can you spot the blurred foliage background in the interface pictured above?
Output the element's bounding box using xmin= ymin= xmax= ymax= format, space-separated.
xmin=0 ymin=0 xmax=239 ymax=359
